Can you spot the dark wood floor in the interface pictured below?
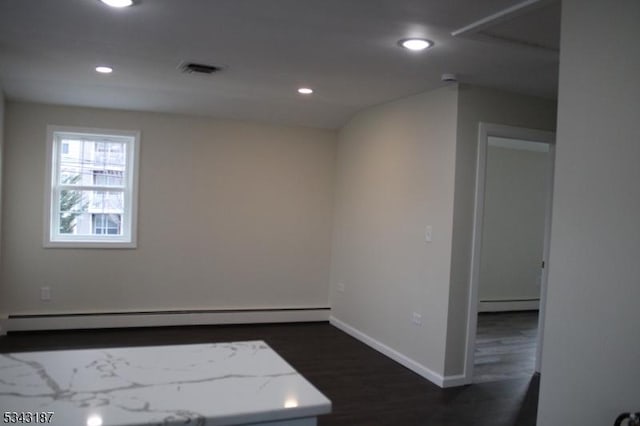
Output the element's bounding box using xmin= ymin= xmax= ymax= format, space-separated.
xmin=0 ymin=322 xmax=539 ymax=426
xmin=474 ymin=311 xmax=539 ymax=383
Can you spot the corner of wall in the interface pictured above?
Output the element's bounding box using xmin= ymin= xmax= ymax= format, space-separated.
xmin=443 ymin=85 xmax=473 ymax=377
xmin=329 ymin=85 xmax=461 ymax=383
xmin=0 ymin=85 xmax=5 ymax=332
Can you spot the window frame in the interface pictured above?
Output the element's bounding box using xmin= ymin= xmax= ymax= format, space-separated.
xmin=44 ymin=125 xmax=140 ymax=248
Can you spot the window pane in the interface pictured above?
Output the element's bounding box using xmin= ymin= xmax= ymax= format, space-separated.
xmin=93 ymin=170 xmax=124 ymax=187
xmin=58 ymin=139 xmax=84 ymax=185
xmin=58 ymin=138 xmax=126 ymax=186
xmin=90 ymin=190 xmax=124 ymax=211
xmin=58 ymin=189 xmax=124 ymax=213
xmin=59 ymin=212 xmax=82 ymax=234
xmin=92 ymin=213 xmax=122 ymax=235
xmin=57 ymin=189 xmax=124 ymax=236
xmin=58 ymin=188 xmax=87 ymax=214
xmin=94 ymin=141 xmax=126 ymax=168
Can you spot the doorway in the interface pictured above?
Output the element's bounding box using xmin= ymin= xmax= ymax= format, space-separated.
xmin=464 ymin=123 xmax=555 ymax=384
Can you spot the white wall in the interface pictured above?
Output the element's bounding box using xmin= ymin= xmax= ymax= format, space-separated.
xmin=445 ymin=85 xmax=557 ymax=376
xmin=0 ymin=87 xmax=5 ymax=334
xmin=329 ymin=85 xmax=557 ymax=384
xmin=2 ymin=102 xmax=336 ymax=316
xmin=538 ymin=0 xmax=640 ymax=424
xmin=479 ymin=143 xmax=550 ymax=304
xmin=329 ymin=86 xmax=459 ymax=380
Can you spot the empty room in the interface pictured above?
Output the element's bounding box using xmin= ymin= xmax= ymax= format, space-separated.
xmin=0 ymin=1 xmax=638 ymax=426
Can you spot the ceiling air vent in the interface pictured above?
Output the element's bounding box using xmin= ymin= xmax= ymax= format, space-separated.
xmin=180 ymin=62 xmax=223 ymax=75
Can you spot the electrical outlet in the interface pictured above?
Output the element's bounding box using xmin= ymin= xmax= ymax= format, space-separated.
xmin=336 ymin=282 xmax=345 ymax=293
xmin=412 ymin=312 xmax=422 ymax=325
xmin=40 ymin=286 xmax=51 ymax=301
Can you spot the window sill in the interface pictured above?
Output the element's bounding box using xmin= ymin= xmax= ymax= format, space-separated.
xmin=43 ymin=241 xmax=137 ymax=249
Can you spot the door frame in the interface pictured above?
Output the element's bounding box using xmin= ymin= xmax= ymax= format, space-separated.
xmin=462 ymin=122 xmax=556 ymax=384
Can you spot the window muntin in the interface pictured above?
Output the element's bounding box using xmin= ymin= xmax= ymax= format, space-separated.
xmin=45 ymin=126 xmax=139 ymax=248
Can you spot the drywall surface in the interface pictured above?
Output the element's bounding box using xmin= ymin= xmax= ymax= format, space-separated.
xmin=537 ymin=0 xmax=640 ymax=424
xmin=445 ymin=85 xmax=557 ymax=376
xmin=0 ymin=88 xmax=5 ymax=332
xmin=330 ymin=85 xmax=459 ymax=377
xmin=479 ymin=143 xmax=550 ymax=303
xmin=2 ymin=102 xmax=336 ymax=315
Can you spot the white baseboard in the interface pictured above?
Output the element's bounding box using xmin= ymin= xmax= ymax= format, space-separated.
xmin=478 ymin=299 xmax=539 ymax=312
xmin=329 ymin=316 xmax=465 ymax=388
xmin=441 ymin=374 xmax=468 ymax=387
xmin=6 ymin=308 xmax=330 ymax=332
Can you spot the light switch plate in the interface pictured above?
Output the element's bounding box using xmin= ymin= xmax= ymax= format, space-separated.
xmin=425 ymin=225 xmax=433 ymax=243
xmin=41 ymin=286 xmax=51 ymax=301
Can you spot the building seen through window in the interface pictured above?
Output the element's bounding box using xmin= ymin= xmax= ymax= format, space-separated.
xmin=58 ymin=138 xmax=125 ymax=236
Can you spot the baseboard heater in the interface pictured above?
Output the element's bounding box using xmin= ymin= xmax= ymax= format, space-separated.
xmin=5 ymin=307 xmax=331 ymax=332
xmin=478 ymin=298 xmax=540 ymax=312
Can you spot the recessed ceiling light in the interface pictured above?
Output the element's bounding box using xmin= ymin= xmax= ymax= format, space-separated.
xmin=298 ymin=87 xmax=314 ymax=95
xmin=86 ymin=415 xmax=103 ymax=426
xmin=95 ymin=66 xmax=113 ymax=74
xmin=398 ymin=38 xmax=434 ymax=51
xmin=99 ymin=0 xmax=133 ymax=8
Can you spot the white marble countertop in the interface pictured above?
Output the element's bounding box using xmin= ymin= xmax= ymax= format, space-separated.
xmin=0 ymin=341 xmax=331 ymax=426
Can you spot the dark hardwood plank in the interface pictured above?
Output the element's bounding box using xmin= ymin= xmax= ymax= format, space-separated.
xmin=0 ymin=322 xmax=538 ymax=426
xmin=474 ymin=311 xmax=539 ymax=383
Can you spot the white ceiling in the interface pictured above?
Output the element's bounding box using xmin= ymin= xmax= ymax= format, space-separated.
xmin=0 ymin=0 xmax=560 ymax=129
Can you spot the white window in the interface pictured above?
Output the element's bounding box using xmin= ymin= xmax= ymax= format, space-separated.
xmin=45 ymin=126 xmax=140 ymax=248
